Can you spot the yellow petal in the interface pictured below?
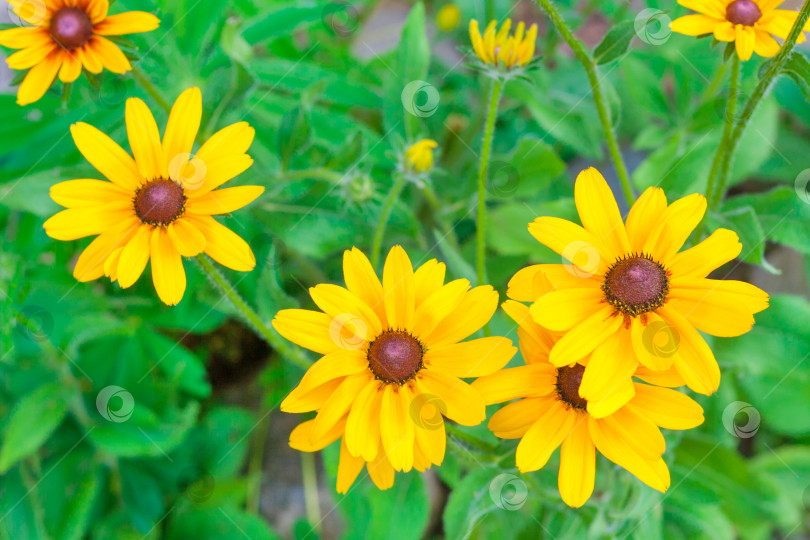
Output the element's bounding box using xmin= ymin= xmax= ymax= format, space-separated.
xmin=343 ymin=247 xmax=386 ymax=325
xmin=93 ymin=11 xmax=161 ymax=36
xmin=382 ymin=245 xmax=415 ymax=330
xmin=530 ymin=286 xmax=605 ymax=332
xmin=289 ymin=418 xmax=344 ymax=452
xmin=16 ymin=50 xmax=61 ymax=106
xmin=412 ymin=400 xmax=445 ymax=465
xmin=74 ymin=43 xmax=103 ymax=73
xmin=367 ymin=442 xmax=395 ymax=490
xmin=713 ymin=20 xmax=736 ymax=41
xmin=284 ymin=349 xmax=368 ymax=407
xmin=643 ymin=193 xmax=707 ymax=261
xmin=579 ymin=332 xmax=637 ymax=419
xmin=528 ymin=217 xmax=611 ymax=276
xmin=185 ymin=185 xmax=264 ymax=215
xmin=413 ymin=258 xmax=446 ymax=306
xmin=126 ymin=97 xmax=165 ymax=180
xmin=471 ymin=364 xmax=556 ymax=405
xmin=58 ymin=54 xmax=82 ymax=83
xmin=588 ymin=416 xmax=670 ymax=492
xmin=424 ymin=285 xmax=498 ymax=346
xmin=195 ymin=121 xmax=255 ymax=163
xmin=7 ymin=40 xmax=56 ymax=69
xmin=282 ymin=378 xmax=344 ymax=414
xmin=150 ymin=227 xmax=186 ymax=305
xmin=488 ymin=397 xmax=546 ymax=439
xmin=625 ymin=187 xmax=667 ymax=253
xmin=416 ymin=371 xmax=485 ymax=426
xmin=574 ymin=167 xmax=631 ymax=261
xmin=88 ymin=35 xmax=131 ymax=73
xmin=337 ymin=438 xmax=365 ymax=494
xmin=311 ymin=373 xmax=372 ymax=442
xmin=425 ymin=336 xmax=516 ymax=379
xmin=345 ymin=380 xmax=383 ymax=461
xmin=678 ymin=0 xmax=727 ymax=19
xmin=667 ymin=228 xmax=741 ymax=278
xmin=167 ymin=219 xmax=206 ymax=257
xmin=70 ymin=122 xmax=142 ymax=190
xmin=43 ymin=201 xmax=132 ymax=240
xmin=116 ymin=225 xmax=151 ymax=288
xmin=181 ymin=154 xmax=254 ymax=197
xmin=0 ymin=27 xmax=50 ymax=49
xmin=630 ymin=312 xmax=679 ymax=372
xmin=7 ymin=0 xmax=50 ymax=26
xmin=734 ymin=24 xmax=756 ymax=61
xmin=83 ymin=0 xmax=109 ymax=23
xmin=658 ymin=305 xmax=720 ymax=395
xmin=516 ymin=401 xmax=576 ymax=473
xmin=380 ymin=385 xmax=415 ymax=472
xmin=309 ymin=283 xmax=382 ymax=339
xmin=71 ymin=217 xmax=141 ymax=282
xmin=670 ymin=14 xmax=721 ymax=36
xmin=50 ymin=179 xmax=129 ymax=208
xmin=548 ymin=306 xmax=622 ymax=367
xmin=272 ymin=309 xmax=340 ymax=355
xmin=411 ymin=279 xmax=469 ymax=338
xmin=558 ymin=419 xmax=595 ymax=508
xmin=628 ymin=384 xmax=704 ymax=430
xmin=162 ymin=87 xmax=202 ymax=167
xmin=599 ymin=405 xmax=665 ymax=460
xmin=184 ymin=214 xmax=255 ymax=271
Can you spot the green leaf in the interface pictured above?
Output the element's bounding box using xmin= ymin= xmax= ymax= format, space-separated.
xmin=168 ymin=506 xmax=282 ymax=539
xmin=241 ymin=2 xmax=323 ymax=44
xmin=0 ymin=382 xmax=69 ymax=472
xmin=398 ymin=2 xmax=429 ymax=85
xmin=221 ymin=19 xmax=254 ymax=66
xmin=56 ymin=469 xmax=101 ymax=540
xmin=783 ymin=51 xmax=810 ymax=102
xmin=594 ymin=20 xmax=635 ymax=65
xmin=277 ymin=104 xmax=311 ymax=170
xmin=142 ymin=329 xmax=211 ymax=399
xmin=490 ymin=136 xmax=566 ymax=199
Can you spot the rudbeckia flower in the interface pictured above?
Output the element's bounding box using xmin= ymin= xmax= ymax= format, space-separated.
xmin=273 ymin=246 xmax=516 ymax=492
xmin=469 ymin=18 xmax=537 ymax=68
xmin=0 ymin=0 xmax=160 ymax=105
xmin=44 ymin=87 xmax=263 ymax=305
xmin=473 ymin=300 xmax=705 ymax=508
xmin=404 ymin=139 xmax=438 ymax=173
xmin=508 ymin=168 xmax=768 ymax=415
xmin=670 ymin=0 xmax=810 ymax=61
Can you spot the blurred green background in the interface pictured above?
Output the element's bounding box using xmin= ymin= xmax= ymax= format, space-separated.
xmin=1 ymin=0 xmax=810 ymax=538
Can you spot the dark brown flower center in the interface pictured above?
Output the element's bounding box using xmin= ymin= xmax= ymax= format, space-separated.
xmin=556 ymin=364 xmax=587 ymax=410
xmin=726 ymin=0 xmax=762 ymax=26
xmin=50 ymin=7 xmax=93 ymax=50
xmin=602 ymin=254 xmax=669 ymax=317
xmin=134 ymin=179 xmax=186 ymax=226
xmin=367 ymin=330 xmax=424 ymax=384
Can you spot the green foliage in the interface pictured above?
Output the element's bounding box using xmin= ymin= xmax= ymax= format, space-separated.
xmin=1 ymin=0 xmax=809 ymax=538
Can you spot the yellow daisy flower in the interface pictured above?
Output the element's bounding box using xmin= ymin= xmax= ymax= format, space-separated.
xmin=0 ymin=0 xmax=160 ymax=105
xmin=507 ymin=167 xmax=768 ymax=415
xmin=670 ymin=0 xmax=810 ymax=61
xmin=473 ymin=301 xmax=705 ymax=508
xmin=404 ymin=139 xmax=438 ymax=173
xmin=273 ymin=246 xmax=516 ymax=492
xmin=44 ymin=87 xmax=263 ymax=306
xmin=469 ymin=18 xmax=537 ymax=68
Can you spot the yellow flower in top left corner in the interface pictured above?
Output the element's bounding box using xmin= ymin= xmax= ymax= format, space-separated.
xmin=44 ymin=87 xmax=264 ymax=305
xmin=0 ymin=0 xmax=160 ymax=105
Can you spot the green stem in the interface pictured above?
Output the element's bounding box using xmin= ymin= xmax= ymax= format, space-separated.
xmin=444 ymin=422 xmax=497 ymax=455
xmin=301 ymin=452 xmax=322 ymax=533
xmin=709 ymin=0 xmax=810 ymax=214
xmin=476 ymin=79 xmax=502 ymax=288
xmin=131 ymin=65 xmax=171 ymax=114
xmin=247 ymin=406 xmax=271 ymax=513
xmin=695 ymin=55 xmax=740 ymax=243
xmin=281 ymin=168 xmax=345 ymax=183
xmin=195 ymin=255 xmax=310 ymax=370
xmin=370 ymin=174 xmax=408 ymax=269
xmin=534 ymin=0 xmax=634 ymax=207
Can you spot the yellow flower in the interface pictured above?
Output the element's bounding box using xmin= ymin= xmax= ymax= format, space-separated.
xmin=473 ymin=300 xmax=705 ymax=508
xmin=44 ymin=88 xmax=263 ymax=306
xmin=670 ymin=0 xmax=810 ymax=61
xmin=405 ymin=139 xmax=438 ymax=173
xmin=273 ymin=246 xmax=515 ymax=493
xmin=436 ymin=4 xmax=461 ymax=32
xmin=469 ymin=18 xmax=537 ymax=68
xmin=0 ymin=0 xmax=160 ymax=105
xmin=507 ymin=167 xmax=768 ymax=415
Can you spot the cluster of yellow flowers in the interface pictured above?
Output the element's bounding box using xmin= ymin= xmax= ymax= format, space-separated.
xmin=2 ymin=0 xmax=795 ymax=509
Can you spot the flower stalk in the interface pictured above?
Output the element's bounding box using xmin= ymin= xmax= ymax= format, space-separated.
xmin=476 ymin=79 xmax=502 ymax=288
xmin=371 ymin=174 xmax=408 ymax=269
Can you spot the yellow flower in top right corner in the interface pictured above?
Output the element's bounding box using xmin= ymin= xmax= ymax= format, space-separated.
xmin=508 ymin=167 xmax=769 ymax=416
xmin=670 ymin=0 xmax=810 ymax=61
